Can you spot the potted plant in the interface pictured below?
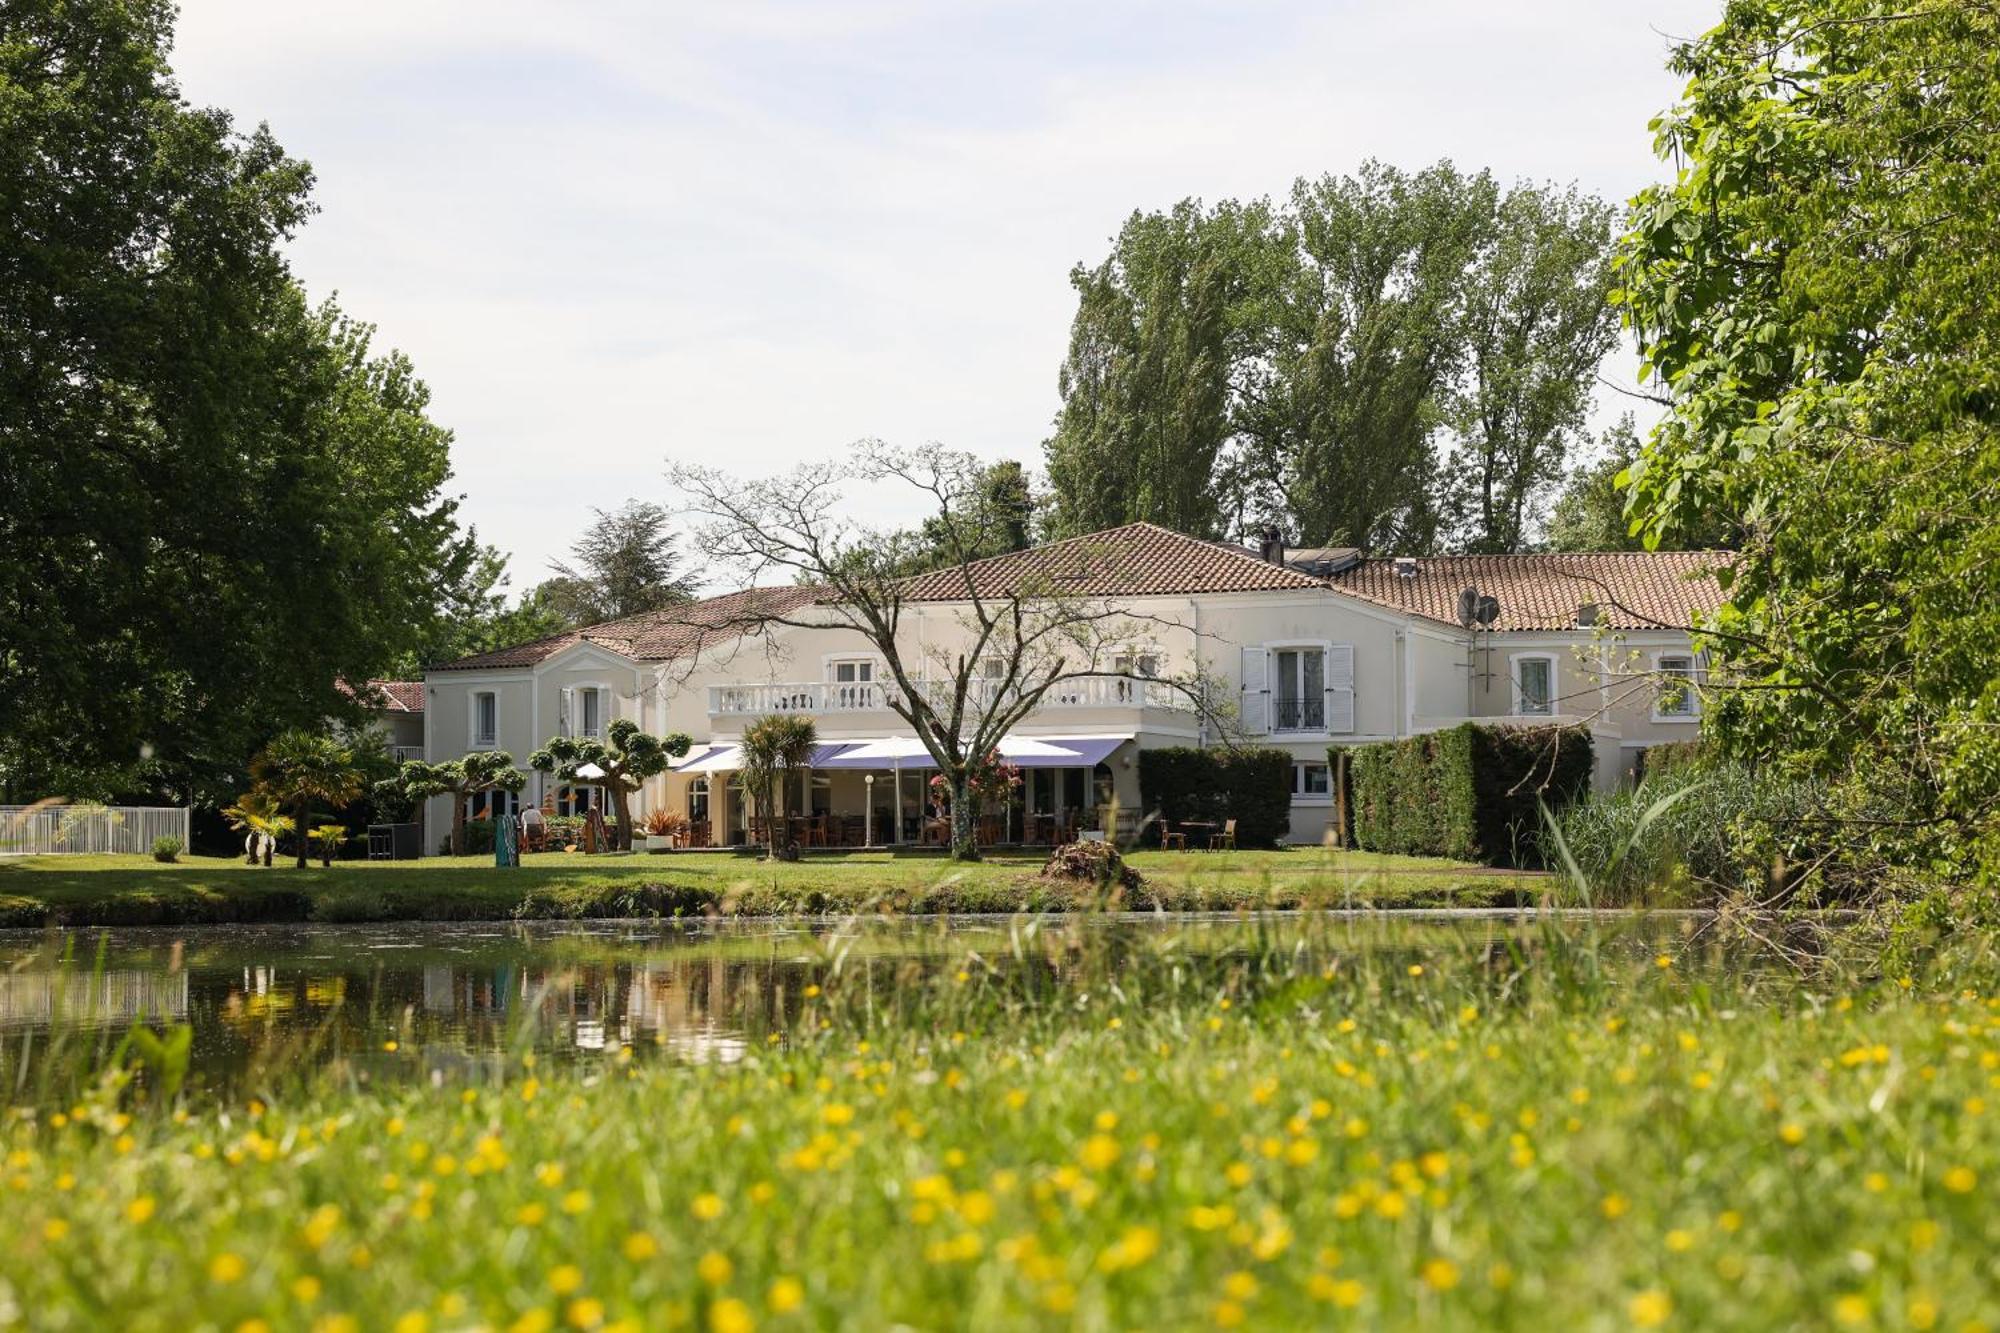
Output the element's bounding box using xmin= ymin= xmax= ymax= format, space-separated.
xmin=641 ymin=808 xmax=689 ymax=852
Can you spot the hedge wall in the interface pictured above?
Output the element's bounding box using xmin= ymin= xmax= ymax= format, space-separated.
xmin=1638 ymin=739 xmax=1708 ymax=784
xmin=1340 ymin=724 xmax=1593 ymax=868
xmin=1137 ymin=746 xmax=1293 ymax=848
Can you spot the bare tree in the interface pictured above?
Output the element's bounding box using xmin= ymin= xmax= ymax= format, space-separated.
xmin=669 ymin=446 xmax=1205 ymax=861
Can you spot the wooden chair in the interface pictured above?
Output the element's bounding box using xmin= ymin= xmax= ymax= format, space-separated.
xmin=1208 ymin=818 xmax=1237 ymax=851
xmin=1162 ymin=824 xmax=1188 ymax=851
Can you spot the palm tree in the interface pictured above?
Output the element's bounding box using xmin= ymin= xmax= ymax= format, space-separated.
xmin=222 ymin=792 xmax=291 ymax=866
xmin=738 ymin=714 xmax=818 ymax=861
xmin=251 ymin=730 xmax=365 ymax=869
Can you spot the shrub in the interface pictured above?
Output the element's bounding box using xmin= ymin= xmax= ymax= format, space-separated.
xmin=150 ymin=836 xmax=183 ymax=864
xmin=1341 ymin=724 xmax=1593 ymax=867
xmin=1639 ymin=740 xmax=1708 ymax=784
xmin=1554 ymin=759 xmax=1849 ymax=904
xmin=1137 ymin=747 xmax=1293 ymax=848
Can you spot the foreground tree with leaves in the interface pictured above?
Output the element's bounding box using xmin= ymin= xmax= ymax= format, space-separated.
xmin=1617 ymin=0 xmax=2000 ymax=893
xmin=528 ymin=719 xmax=690 ymax=854
xmin=397 ymin=753 xmax=526 ymax=857
xmin=0 ymin=0 xmax=482 ymax=804
xmin=672 ymin=447 xmax=1199 ymax=861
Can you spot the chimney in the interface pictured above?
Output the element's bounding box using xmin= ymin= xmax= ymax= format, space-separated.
xmin=1258 ymin=526 xmax=1285 ymax=566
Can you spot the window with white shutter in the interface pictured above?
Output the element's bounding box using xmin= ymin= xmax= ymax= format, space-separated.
xmin=1239 ymin=647 xmax=1270 ymax=734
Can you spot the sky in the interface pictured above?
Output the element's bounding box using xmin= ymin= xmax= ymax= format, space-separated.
xmin=169 ymin=0 xmax=1720 ymax=593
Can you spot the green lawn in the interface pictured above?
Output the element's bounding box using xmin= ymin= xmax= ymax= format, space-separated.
xmin=2 ymin=916 xmax=1991 ymax=1329
xmin=0 ymin=848 xmax=1546 ymax=927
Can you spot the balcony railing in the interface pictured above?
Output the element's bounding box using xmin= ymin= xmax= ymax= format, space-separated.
xmin=1272 ymin=698 xmax=1326 ymax=732
xmin=708 ymin=674 xmax=1190 ymax=717
xmin=390 ymin=745 xmax=425 ymax=764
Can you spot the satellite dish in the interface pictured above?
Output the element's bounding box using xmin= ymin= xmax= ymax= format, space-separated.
xmin=1475 ymin=595 xmax=1501 ymax=628
xmin=1456 ymin=587 xmax=1480 ymax=629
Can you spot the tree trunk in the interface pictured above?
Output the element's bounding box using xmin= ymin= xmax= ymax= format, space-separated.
xmin=609 ymin=782 xmax=633 ymax=852
xmin=295 ymin=797 xmax=309 ymax=869
xmin=452 ymin=792 xmax=467 ymax=857
xmin=949 ymin=773 xmax=979 ymax=862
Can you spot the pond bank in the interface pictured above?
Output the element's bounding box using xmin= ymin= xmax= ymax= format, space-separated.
xmin=0 ymin=850 xmax=1550 ymax=927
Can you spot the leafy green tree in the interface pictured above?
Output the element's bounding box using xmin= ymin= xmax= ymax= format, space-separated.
xmin=529 ymin=719 xmax=691 ymax=853
xmin=1043 ymin=165 xmax=1616 ymax=553
xmin=1238 ymin=163 xmax=1493 ymax=552
xmin=537 ymin=501 xmax=697 ymax=626
xmin=1045 ymin=200 xmax=1269 ymax=538
xmin=736 ymin=715 xmax=818 ymax=861
xmin=396 ymin=753 xmax=525 ymax=858
xmin=1616 ymin=0 xmax=2000 ymax=885
xmin=250 ymin=731 xmax=365 ymax=869
xmin=894 ymin=460 xmax=1041 ymax=574
xmin=0 ymin=0 xmax=479 ymax=803
xmin=1440 ymin=184 xmax=1620 ymax=553
xmin=395 ymin=546 xmax=574 ymax=673
xmin=1546 ymin=417 xmax=1737 ymax=553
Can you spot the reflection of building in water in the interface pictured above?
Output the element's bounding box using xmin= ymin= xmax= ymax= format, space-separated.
xmin=0 ymin=970 xmax=190 ymax=1028
xmin=377 ymin=953 xmax=810 ymax=1064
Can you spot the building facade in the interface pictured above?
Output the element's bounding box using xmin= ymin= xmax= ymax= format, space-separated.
xmin=421 ymin=524 xmax=1725 ymax=848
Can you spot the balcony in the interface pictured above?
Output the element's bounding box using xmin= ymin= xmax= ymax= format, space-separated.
xmin=707 ymin=674 xmax=1191 ymax=718
xmin=1272 ymin=698 xmax=1326 ymax=733
xmin=390 ymin=745 xmax=425 ymax=763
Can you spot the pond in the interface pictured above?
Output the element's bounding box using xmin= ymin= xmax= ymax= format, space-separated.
xmin=0 ymin=913 xmax=1716 ymax=1096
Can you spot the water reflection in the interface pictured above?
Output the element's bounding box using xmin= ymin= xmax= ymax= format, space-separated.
xmin=0 ymin=915 xmax=1703 ymax=1094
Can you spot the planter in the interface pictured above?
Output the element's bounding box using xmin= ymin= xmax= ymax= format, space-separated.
xmin=642 ymin=834 xmax=679 ymax=853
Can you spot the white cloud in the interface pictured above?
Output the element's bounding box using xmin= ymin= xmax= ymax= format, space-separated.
xmin=169 ymin=0 xmax=1718 ymax=586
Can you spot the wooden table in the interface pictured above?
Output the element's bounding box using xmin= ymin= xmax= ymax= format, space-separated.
xmin=1178 ymin=820 xmax=1217 ymax=849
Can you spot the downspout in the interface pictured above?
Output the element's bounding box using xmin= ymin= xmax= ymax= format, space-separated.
xmin=1400 ymin=624 xmax=1416 ymax=732
xmin=1189 ymin=597 xmax=1203 ymax=746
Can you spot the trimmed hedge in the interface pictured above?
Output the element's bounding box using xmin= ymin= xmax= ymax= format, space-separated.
xmin=1340 ymin=724 xmax=1594 ymax=868
xmin=1638 ymin=739 xmax=1708 ymax=784
xmin=1137 ymin=746 xmax=1293 ymax=848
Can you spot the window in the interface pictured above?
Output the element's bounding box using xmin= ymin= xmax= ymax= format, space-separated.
xmin=687 ymin=778 xmax=710 ymax=823
xmin=1513 ymin=656 xmax=1555 ymax=716
xmin=1293 ymin=762 xmax=1332 ymax=803
xmin=829 ymin=659 xmax=877 ymax=708
xmin=475 ymin=789 xmax=515 ymax=821
xmin=1112 ymin=651 xmax=1160 ymax=702
xmin=473 ymin=691 xmax=498 ymax=747
xmin=579 ymin=688 xmax=602 ymax=738
xmin=1655 ymin=653 xmax=1698 ymax=719
xmin=1272 ymin=648 xmax=1326 ymax=732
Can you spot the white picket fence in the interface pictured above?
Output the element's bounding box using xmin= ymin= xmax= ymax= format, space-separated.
xmin=0 ymin=805 xmax=191 ymax=856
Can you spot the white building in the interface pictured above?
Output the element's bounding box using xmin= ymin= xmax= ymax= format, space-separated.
xmin=420 ymin=523 xmax=1724 ymax=848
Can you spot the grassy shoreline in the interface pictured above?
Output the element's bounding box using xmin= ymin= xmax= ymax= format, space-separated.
xmin=2 ymin=915 xmax=1990 ymax=1329
xmin=0 ymin=850 xmax=1546 ymax=928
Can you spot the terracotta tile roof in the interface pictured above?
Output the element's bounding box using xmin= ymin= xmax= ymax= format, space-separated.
xmin=338 ymin=679 xmax=426 ymax=712
xmin=896 ymin=522 xmax=1326 ymax=600
xmin=1324 ymin=551 xmax=1731 ymax=632
xmin=429 ymin=586 xmax=818 ymax=671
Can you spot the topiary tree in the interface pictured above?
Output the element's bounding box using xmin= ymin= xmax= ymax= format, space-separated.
xmin=251 ymin=730 xmax=365 ymax=869
xmin=529 ymin=719 xmax=690 ymax=853
xmin=398 ymin=752 xmax=526 ymax=857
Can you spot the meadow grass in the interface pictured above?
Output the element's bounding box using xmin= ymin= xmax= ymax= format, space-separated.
xmin=0 ymin=849 xmax=1542 ymax=927
xmin=1 ymin=913 xmax=1995 ymax=1330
